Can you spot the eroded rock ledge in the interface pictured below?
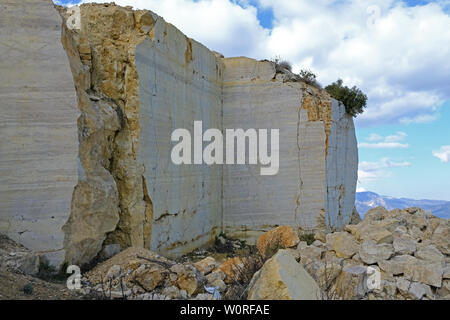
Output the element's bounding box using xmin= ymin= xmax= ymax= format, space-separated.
xmin=0 ymin=1 xmax=357 ymax=268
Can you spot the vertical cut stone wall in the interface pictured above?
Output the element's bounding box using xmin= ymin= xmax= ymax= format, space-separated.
xmin=220 ymin=57 xmax=355 ymax=241
xmin=221 ymin=57 xmax=306 ymax=239
xmin=325 ymin=99 xmax=358 ymax=231
xmin=0 ymin=0 xmax=79 ymax=266
xmin=136 ymin=19 xmax=223 ymax=257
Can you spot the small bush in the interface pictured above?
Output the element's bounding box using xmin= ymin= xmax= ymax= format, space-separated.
xmin=299 ymin=233 xmax=315 ymax=245
xmin=299 ymin=69 xmax=316 ymax=82
xmin=223 ymin=253 xmax=263 ymax=300
xmin=277 ymin=60 xmax=292 ymax=72
xmin=299 ymin=69 xmax=321 ymax=88
xmin=23 ymin=283 xmax=33 ymax=295
xmin=272 ymin=57 xmax=292 ymax=72
xmin=325 ymin=79 xmax=367 ymax=117
xmin=37 ymin=259 xmax=66 ymax=282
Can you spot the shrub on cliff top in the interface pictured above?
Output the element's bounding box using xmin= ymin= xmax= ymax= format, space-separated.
xmin=277 ymin=60 xmax=292 ymax=72
xmin=272 ymin=57 xmax=292 ymax=72
xmin=299 ymin=69 xmax=321 ymax=89
xmin=325 ymin=79 xmax=367 ymax=117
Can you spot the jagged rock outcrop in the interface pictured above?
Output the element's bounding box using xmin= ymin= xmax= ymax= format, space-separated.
xmin=292 ymin=207 xmax=449 ymax=300
xmin=59 ymin=3 xmax=152 ymax=267
xmin=0 ymin=1 xmax=358 ymax=268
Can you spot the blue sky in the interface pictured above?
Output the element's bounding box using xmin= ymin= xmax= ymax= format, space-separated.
xmin=356 ymin=101 xmax=450 ymax=200
xmin=56 ymin=0 xmax=450 ymax=200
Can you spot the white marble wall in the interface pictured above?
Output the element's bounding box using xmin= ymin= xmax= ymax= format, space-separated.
xmin=325 ymin=99 xmax=358 ymax=231
xmin=221 ymin=58 xmax=322 ymax=240
xmin=221 ymin=57 xmax=358 ymax=240
xmin=0 ymin=0 xmax=79 ymax=266
xmin=135 ymin=17 xmax=223 ymax=257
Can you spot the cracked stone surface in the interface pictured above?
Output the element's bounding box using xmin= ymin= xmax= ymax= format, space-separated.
xmin=0 ymin=1 xmax=358 ymax=266
xmin=222 ymin=58 xmax=358 ymax=240
xmin=0 ymin=0 xmax=79 ymax=267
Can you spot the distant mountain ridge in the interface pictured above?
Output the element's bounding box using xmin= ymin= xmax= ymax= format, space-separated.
xmin=356 ymin=191 xmax=450 ymax=219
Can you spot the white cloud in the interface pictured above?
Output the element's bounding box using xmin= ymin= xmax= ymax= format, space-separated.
xmin=255 ymin=0 xmax=450 ymax=125
xmin=433 ymin=145 xmax=450 ymax=163
xmin=399 ymin=113 xmax=439 ymax=124
xmin=359 ymin=158 xmax=411 ymax=172
xmin=384 ymin=131 xmax=407 ymax=142
xmin=356 ymin=187 xmax=367 ymax=192
xmin=358 ymin=157 xmax=411 ymax=184
xmin=66 ymin=0 xmax=450 ymax=125
xmin=367 ymin=133 xmax=383 ymax=142
xmin=76 ymin=0 xmax=268 ymax=58
xmin=358 ymin=168 xmax=392 ymax=183
xmin=359 ymin=142 xmax=409 ymax=149
xmin=360 ymin=131 xmax=409 ymax=148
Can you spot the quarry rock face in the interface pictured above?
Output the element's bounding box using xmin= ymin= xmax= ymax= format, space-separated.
xmin=135 ymin=25 xmax=223 ymax=257
xmin=0 ymin=0 xmax=79 ymax=266
xmin=222 ymin=59 xmax=358 ymax=239
xmin=59 ymin=3 xmax=152 ymax=267
xmin=0 ymin=2 xmax=358 ymax=268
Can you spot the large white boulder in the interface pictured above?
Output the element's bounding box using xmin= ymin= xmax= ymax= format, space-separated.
xmin=247 ymin=250 xmax=321 ymax=300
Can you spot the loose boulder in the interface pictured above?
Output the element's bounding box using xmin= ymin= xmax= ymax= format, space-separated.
xmin=247 ymin=250 xmax=321 ymax=300
xmin=359 ymin=240 xmax=394 ymax=265
xmin=256 ymin=226 xmax=300 ymax=259
xmin=326 ymin=232 xmax=359 ymax=258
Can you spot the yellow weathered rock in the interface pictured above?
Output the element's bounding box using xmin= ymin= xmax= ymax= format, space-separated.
xmin=134 ymin=267 xmax=165 ymax=291
xmin=193 ymin=257 xmax=218 ymax=275
xmin=257 ymin=226 xmax=300 ymax=259
xmin=326 ymin=232 xmax=359 ymax=258
xmin=214 ymin=257 xmax=251 ymax=284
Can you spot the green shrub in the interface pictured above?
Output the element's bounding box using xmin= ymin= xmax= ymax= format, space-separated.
xmin=23 ymin=283 xmax=33 ymax=295
xmin=299 ymin=69 xmax=321 ymax=88
xmin=299 ymin=233 xmax=315 ymax=245
xmin=299 ymin=69 xmax=316 ymax=82
xmin=325 ymin=79 xmax=367 ymax=117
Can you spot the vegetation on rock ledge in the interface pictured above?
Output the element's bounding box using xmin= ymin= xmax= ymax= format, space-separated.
xmin=271 ymin=57 xmax=368 ymax=117
xmin=325 ymin=79 xmax=368 ymax=117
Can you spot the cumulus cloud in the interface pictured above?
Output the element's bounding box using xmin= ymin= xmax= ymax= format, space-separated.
xmin=258 ymin=0 xmax=450 ymax=126
xmin=359 ymin=142 xmax=409 ymax=149
xmin=358 ymin=168 xmax=392 ymax=183
xmin=76 ymin=0 xmax=269 ymax=58
xmin=367 ymin=133 xmax=383 ymax=142
xmin=399 ymin=113 xmax=440 ymax=124
xmin=384 ymin=131 xmax=407 ymax=142
xmin=359 ymin=131 xmax=409 ymax=148
xmin=433 ymin=145 xmax=450 ymax=163
xmin=62 ymin=0 xmax=450 ymax=126
xmin=358 ymin=157 xmax=411 ymax=184
xmin=359 ymin=158 xmax=411 ymax=171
